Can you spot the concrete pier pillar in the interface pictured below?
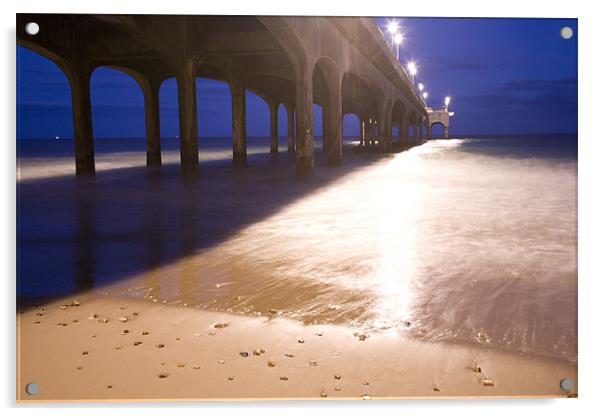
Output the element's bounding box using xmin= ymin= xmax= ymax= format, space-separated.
xmin=326 ymin=82 xmax=342 ymax=165
xmin=139 ymin=75 xmax=162 ymax=167
xmin=294 ymin=64 xmax=314 ymax=175
xmin=444 ymin=126 xmax=449 ymax=139
xmin=284 ymin=101 xmax=295 ymax=153
xmin=427 ymin=124 xmax=432 ymax=140
xmin=268 ymin=99 xmax=279 ymax=153
xmin=229 ymin=77 xmax=247 ymax=166
xmin=377 ymin=103 xmax=388 ymax=152
xmin=384 ymin=106 xmax=392 ymax=152
xmin=66 ymin=63 xmax=95 ymax=176
xmin=175 ymin=58 xmax=200 ymax=176
xmin=321 ymin=103 xmax=329 ymax=154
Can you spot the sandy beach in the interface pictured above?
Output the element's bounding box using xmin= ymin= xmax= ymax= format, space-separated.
xmin=17 ymin=293 xmax=577 ymax=401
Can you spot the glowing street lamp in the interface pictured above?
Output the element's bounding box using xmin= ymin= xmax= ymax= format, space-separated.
xmin=418 ymin=83 xmax=424 ymax=92
xmin=422 ymin=91 xmax=428 ymax=104
xmin=393 ymin=32 xmax=403 ymax=59
xmin=444 ymin=96 xmax=451 ymax=107
xmin=387 ymin=20 xmax=399 ymax=36
xmin=407 ymin=61 xmax=417 ymax=85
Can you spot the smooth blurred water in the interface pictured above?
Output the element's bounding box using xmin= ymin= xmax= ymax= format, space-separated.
xmin=17 ymin=135 xmax=577 ymax=363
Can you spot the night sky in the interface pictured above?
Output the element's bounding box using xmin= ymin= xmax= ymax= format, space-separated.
xmin=16 ymin=17 xmax=577 ymax=139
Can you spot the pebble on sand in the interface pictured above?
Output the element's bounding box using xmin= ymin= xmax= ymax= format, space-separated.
xmin=217 ymin=360 xmax=225 ymax=364
xmin=433 ymin=387 xmax=440 ymax=392
xmin=309 ymin=360 xmax=317 ymax=366
xmin=353 ymin=332 xmax=369 ymax=341
xmin=98 ymin=318 xmax=109 ymax=324
xmin=480 ymin=379 xmax=495 ymax=387
xmin=158 ymin=373 xmax=169 ymax=379
xmin=214 ymin=322 xmax=229 ymax=329
xmin=470 ymin=365 xmax=482 ymax=373
xmin=71 ymin=300 xmax=81 ymax=307
xmin=239 ymin=352 xmax=249 ymax=358
xmin=88 ymin=314 xmax=98 ymax=320
xmin=106 ymin=384 xmax=112 ymax=389
xmin=121 ymin=329 xmax=129 ymax=335
xmin=142 ymin=331 xmax=150 ymax=335
xmin=156 ymin=343 xmax=165 ymax=348
xmin=334 ymin=386 xmax=341 ymax=392
xmin=285 ymin=353 xmax=294 ymax=358
xmin=228 ymin=376 xmax=234 ymax=381
xmin=82 ymin=351 xmax=89 ymax=355
xmin=298 ymin=339 xmax=305 ymax=344
xmin=177 ymin=363 xmax=185 ymax=368
xmin=133 ymin=341 xmax=143 ymax=346
xmin=267 ymin=361 xmax=276 ymax=367
xmin=320 ymin=390 xmax=328 ymax=398
xmin=280 ymin=376 xmax=289 ymax=381
xmin=118 ymin=317 xmax=128 ymax=323
xmin=193 ymin=365 xmax=201 ymax=370
xmin=334 ymin=373 xmax=342 ymax=380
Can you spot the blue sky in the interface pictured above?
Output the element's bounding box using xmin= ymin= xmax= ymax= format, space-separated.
xmin=16 ymin=17 xmax=577 ymax=139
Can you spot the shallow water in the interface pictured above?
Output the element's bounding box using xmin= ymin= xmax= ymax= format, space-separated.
xmin=17 ymin=135 xmax=577 ymax=363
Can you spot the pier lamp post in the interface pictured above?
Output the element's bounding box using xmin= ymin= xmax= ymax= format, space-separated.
xmin=444 ymin=96 xmax=451 ymax=109
xmin=393 ymin=32 xmax=403 ymax=59
xmin=387 ymin=20 xmax=399 ymax=49
xmin=422 ymin=91 xmax=428 ymax=105
xmin=407 ymin=61 xmax=417 ymax=85
xmin=418 ymin=83 xmax=424 ymax=93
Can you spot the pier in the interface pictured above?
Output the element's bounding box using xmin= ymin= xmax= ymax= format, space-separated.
xmin=17 ymin=15 xmax=441 ymax=176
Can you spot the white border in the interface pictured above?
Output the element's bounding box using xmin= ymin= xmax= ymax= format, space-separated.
xmin=3 ymin=1 xmax=601 ymax=415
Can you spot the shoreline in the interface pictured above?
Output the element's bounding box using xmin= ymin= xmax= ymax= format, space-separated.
xmin=17 ymin=293 xmax=577 ymax=402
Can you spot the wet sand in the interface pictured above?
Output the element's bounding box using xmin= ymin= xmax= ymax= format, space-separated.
xmin=17 ymin=294 xmax=577 ymax=401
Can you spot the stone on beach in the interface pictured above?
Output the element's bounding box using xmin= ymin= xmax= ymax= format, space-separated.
xmin=480 ymin=379 xmax=495 ymax=387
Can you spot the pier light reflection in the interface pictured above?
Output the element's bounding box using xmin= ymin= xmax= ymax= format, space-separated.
xmin=105 ymin=145 xmax=444 ymax=331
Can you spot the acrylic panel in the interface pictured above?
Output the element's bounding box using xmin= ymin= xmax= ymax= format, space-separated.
xmin=16 ymin=14 xmax=578 ymax=401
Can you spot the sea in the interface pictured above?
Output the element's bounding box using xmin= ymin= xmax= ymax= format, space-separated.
xmin=16 ymin=134 xmax=577 ymax=364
